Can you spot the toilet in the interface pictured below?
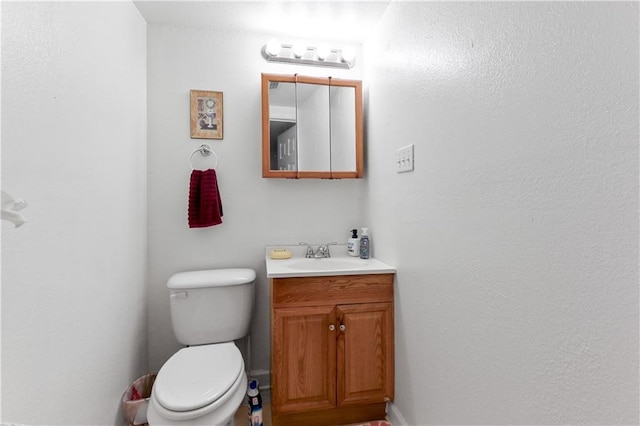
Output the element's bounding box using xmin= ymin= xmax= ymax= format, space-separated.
xmin=147 ymin=268 xmax=256 ymax=426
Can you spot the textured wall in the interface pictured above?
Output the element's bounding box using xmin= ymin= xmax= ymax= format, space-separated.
xmin=365 ymin=2 xmax=639 ymax=424
xmin=1 ymin=2 xmax=147 ymax=424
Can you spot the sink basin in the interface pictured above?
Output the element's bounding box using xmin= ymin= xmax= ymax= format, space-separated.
xmin=265 ymin=250 xmax=396 ymax=278
xmin=286 ymin=258 xmax=368 ymax=271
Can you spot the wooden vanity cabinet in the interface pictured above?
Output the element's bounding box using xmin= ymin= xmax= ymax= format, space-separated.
xmin=270 ymin=274 xmax=394 ymax=426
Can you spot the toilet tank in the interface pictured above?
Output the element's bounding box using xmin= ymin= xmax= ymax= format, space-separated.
xmin=167 ymin=268 xmax=256 ymax=346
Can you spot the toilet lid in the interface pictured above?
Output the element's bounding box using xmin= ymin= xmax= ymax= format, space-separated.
xmin=154 ymin=343 xmax=244 ymax=412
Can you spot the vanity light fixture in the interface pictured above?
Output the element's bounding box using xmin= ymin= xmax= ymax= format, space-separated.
xmin=261 ymin=40 xmax=355 ymax=69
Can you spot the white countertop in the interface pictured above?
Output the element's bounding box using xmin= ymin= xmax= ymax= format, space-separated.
xmin=265 ymin=245 xmax=396 ymax=278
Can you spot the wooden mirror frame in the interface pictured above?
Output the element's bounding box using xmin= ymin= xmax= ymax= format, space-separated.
xmin=261 ymin=73 xmax=363 ymax=179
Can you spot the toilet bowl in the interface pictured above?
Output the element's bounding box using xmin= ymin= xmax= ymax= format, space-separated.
xmin=147 ymin=343 xmax=247 ymax=425
xmin=147 ymin=268 xmax=256 ymax=426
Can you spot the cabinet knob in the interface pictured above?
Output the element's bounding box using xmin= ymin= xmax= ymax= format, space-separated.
xmin=339 ymin=324 xmax=346 ymax=332
xmin=329 ymin=324 xmax=336 ymax=331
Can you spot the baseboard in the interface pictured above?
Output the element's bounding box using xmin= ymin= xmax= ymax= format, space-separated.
xmin=387 ymin=402 xmax=408 ymax=426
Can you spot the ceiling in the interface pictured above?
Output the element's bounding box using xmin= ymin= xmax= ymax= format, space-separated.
xmin=133 ymin=0 xmax=391 ymax=43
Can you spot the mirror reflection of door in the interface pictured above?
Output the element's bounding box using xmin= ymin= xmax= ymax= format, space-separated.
xmin=268 ymin=81 xmax=297 ymax=171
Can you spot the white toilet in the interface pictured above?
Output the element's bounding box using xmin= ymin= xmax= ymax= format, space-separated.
xmin=147 ymin=268 xmax=256 ymax=426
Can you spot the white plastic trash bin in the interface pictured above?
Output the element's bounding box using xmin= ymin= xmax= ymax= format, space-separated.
xmin=122 ymin=373 xmax=157 ymax=426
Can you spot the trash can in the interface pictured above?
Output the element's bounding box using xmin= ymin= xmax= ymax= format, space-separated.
xmin=122 ymin=373 xmax=157 ymax=426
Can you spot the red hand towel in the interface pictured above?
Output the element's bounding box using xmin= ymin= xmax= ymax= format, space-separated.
xmin=188 ymin=169 xmax=223 ymax=228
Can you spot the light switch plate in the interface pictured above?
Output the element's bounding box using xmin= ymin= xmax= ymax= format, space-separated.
xmin=396 ymin=144 xmax=414 ymax=173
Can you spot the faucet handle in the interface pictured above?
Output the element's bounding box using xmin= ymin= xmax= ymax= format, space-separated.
xmin=319 ymin=242 xmax=337 ymax=258
xmin=299 ymin=242 xmax=315 ymax=258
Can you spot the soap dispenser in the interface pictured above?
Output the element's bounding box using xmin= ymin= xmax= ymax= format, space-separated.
xmin=347 ymin=229 xmax=359 ymax=257
xmin=359 ymin=228 xmax=370 ymax=259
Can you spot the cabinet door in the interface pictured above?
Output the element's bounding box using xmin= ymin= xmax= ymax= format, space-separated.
xmin=337 ymin=302 xmax=394 ymax=405
xmin=272 ymin=306 xmax=337 ymax=414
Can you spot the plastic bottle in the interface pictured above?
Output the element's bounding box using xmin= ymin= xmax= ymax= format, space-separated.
xmin=359 ymin=228 xmax=370 ymax=259
xmin=247 ymin=379 xmax=263 ymax=426
xmin=347 ymin=229 xmax=359 ymax=257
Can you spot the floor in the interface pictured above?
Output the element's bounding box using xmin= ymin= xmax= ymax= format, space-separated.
xmin=233 ymin=403 xmax=391 ymax=426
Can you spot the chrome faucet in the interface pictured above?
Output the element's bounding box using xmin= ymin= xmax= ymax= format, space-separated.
xmin=300 ymin=242 xmax=337 ymax=258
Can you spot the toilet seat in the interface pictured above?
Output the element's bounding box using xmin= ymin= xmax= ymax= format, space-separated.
xmin=154 ymin=343 xmax=244 ymax=413
xmin=148 ymin=368 xmax=247 ymax=424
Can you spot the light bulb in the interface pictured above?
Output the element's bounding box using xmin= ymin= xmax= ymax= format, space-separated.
xmin=340 ymin=47 xmax=355 ymax=63
xmin=266 ymin=39 xmax=281 ymax=57
xmin=292 ymin=42 xmax=306 ymax=58
xmin=316 ymin=44 xmax=331 ymax=61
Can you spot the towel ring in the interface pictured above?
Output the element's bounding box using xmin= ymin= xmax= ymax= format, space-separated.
xmin=189 ymin=144 xmax=218 ymax=170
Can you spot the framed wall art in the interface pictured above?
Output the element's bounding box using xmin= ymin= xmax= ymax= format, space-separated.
xmin=190 ymin=90 xmax=223 ymax=139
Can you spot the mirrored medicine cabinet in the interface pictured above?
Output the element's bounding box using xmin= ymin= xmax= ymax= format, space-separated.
xmin=261 ymin=73 xmax=363 ymax=179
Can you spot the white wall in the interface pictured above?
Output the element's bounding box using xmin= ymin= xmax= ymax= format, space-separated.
xmin=146 ymin=25 xmax=366 ymax=379
xmin=365 ymin=2 xmax=639 ymax=424
xmin=1 ymin=2 xmax=147 ymax=424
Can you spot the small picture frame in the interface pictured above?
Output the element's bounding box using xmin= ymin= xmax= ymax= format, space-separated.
xmin=190 ymin=90 xmax=223 ymax=139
